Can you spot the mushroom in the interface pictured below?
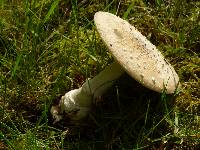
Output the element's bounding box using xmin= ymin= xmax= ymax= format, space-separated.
xmin=51 ymin=11 xmax=180 ymax=123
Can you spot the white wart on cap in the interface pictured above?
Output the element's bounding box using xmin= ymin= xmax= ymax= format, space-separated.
xmin=94 ymin=11 xmax=179 ymax=94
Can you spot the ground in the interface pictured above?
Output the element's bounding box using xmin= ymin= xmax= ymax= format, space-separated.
xmin=0 ymin=0 xmax=199 ymax=149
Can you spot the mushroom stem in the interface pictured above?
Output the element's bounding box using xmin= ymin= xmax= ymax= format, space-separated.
xmin=85 ymin=61 xmax=124 ymax=98
xmin=51 ymin=61 xmax=124 ymax=122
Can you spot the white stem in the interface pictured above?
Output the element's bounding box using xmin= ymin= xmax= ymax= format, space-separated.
xmin=84 ymin=61 xmax=124 ymax=99
xmin=51 ymin=62 xmax=124 ymax=122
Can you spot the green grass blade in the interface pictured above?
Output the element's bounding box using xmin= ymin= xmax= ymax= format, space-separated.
xmin=123 ymin=1 xmax=135 ymax=19
xmin=43 ymin=0 xmax=61 ymax=24
xmin=0 ymin=132 xmax=16 ymax=150
xmin=11 ymin=53 xmax=22 ymax=78
xmin=155 ymin=0 xmax=163 ymax=7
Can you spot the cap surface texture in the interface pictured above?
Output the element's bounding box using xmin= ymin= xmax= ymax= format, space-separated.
xmin=94 ymin=11 xmax=179 ymax=94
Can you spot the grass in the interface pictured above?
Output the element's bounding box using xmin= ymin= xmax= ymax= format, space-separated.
xmin=0 ymin=0 xmax=199 ymax=149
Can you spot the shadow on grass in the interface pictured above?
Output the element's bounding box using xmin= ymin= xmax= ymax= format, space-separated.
xmin=49 ymin=74 xmax=181 ymax=149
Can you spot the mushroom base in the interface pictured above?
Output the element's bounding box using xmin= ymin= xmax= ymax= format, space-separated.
xmin=51 ymin=62 xmax=124 ymax=122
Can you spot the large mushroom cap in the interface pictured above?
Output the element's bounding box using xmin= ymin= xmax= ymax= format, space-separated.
xmin=94 ymin=11 xmax=179 ymax=94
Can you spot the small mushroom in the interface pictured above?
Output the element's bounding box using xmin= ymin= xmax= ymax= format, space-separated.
xmin=51 ymin=11 xmax=180 ymax=122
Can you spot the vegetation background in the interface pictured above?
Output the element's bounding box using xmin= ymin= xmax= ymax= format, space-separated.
xmin=0 ymin=0 xmax=199 ymax=149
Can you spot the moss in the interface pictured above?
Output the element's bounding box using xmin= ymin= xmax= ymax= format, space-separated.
xmin=0 ymin=0 xmax=199 ymax=149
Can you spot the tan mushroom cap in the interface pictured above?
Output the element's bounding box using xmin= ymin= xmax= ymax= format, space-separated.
xmin=94 ymin=11 xmax=179 ymax=94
